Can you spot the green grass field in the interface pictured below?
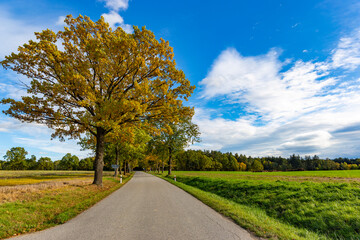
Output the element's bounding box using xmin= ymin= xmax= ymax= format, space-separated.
xmin=172 ymin=170 xmax=360 ymax=183
xmin=158 ymin=170 xmax=360 ymax=240
xmin=174 ymin=169 xmax=360 ymax=177
xmin=0 ymin=170 xmax=132 ymax=239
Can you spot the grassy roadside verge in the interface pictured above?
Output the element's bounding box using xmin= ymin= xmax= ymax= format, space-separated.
xmin=0 ymin=173 xmax=133 ymax=239
xmin=154 ymin=174 xmax=327 ymax=240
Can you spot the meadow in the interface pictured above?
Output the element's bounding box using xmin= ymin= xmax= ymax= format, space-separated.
xmin=159 ymin=170 xmax=360 ymax=240
xmin=0 ymin=170 xmax=132 ymax=239
xmin=173 ymin=170 xmax=360 ymax=182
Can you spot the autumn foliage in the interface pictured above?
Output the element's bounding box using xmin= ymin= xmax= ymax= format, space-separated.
xmin=1 ymin=15 xmax=195 ymax=185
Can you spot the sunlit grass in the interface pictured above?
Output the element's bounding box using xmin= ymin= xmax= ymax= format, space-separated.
xmin=172 ymin=170 xmax=360 ymax=183
xmin=0 ymin=173 xmax=133 ymax=239
xmin=0 ymin=177 xmax=92 ymax=186
xmin=174 ymin=169 xmax=360 ymax=177
xmin=157 ymin=175 xmax=326 ymax=240
xmin=156 ymin=171 xmax=360 ymax=240
xmin=0 ymin=170 xmax=114 ymax=178
xmin=0 ymin=170 xmax=115 ymax=186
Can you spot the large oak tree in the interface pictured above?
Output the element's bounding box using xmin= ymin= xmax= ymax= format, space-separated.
xmin=1 ymin=15 xmax=195 ymax=185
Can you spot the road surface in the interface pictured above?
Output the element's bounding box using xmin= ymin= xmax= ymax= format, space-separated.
xmin=10 ymin=171 xmax=257 ymax=240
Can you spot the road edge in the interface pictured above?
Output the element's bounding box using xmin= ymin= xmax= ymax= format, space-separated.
xmin=152 ymin=173 xmax=328 ymax=240
xmin=6 ymin=173 xmax=135 ymax=240
xmin=151 ymin=173 xmax=265 ymax=240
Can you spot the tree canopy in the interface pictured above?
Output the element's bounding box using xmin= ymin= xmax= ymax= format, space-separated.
xmin=1 ymin=15 xmax=195 ymax=185
xmin=149 ymin=117 xmax=200 ymax=175
xmin=3 ymin=147 xmax=28 ymax=170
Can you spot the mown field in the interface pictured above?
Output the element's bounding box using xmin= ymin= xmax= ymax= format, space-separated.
xmin=158 ymin=170 xmax=360 ymax=240
xmin=0 ymin=171 xmax=102 ymax=186
xmin=173 ymin=170 xmax=360 ymax=182
xmin=0 ymin=170 xmax=132 ymax=239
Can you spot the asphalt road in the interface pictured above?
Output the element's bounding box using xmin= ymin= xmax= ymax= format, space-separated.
xmin=10 ymin=172 xmax=257 ymax=240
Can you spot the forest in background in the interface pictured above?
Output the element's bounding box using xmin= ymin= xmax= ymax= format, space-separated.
xmin=1 ymin=146 xmax=359 ymax=172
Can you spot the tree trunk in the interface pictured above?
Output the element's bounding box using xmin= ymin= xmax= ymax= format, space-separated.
xmin=114 ymin=145 xmax=119 ymax=177
xmin=123 ymin=159 xmax=126 ymax=175
xmin=168 ymin=147 xmax=172 ymax=175
xmin=93 ymin=127 xmax=106 ymax=186
xmin=162 ymin=159 xmax=164 ymax=173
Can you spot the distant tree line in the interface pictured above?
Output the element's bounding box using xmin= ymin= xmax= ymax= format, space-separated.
xmin=0 ymin=146 xmax=138 ymax=173
xmin=173 ymin=150 xmax=360 ymax=172
xmin=0 ymin=147 xmax=94 ymax=171
xmin=3 ymin=146 xmax=360 ymax=172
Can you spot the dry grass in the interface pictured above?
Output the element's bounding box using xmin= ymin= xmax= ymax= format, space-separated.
xmin=0 ymin=171 xmax=120 ymax=203
xmin=0 ymin=170 xmax=93 ymax=178
xmin=0 ymin=174 xmax=133 ymax=239
xmin=0 ymin=170 xmax=114 ymax=178
xmin=0 ymin=178 xmax=93 ymax=203
xmin=0 ymin=170 xmax=115 ymax=187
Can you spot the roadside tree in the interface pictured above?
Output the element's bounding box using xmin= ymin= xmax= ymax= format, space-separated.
xmin=1 ymin=15 xmax=194 ymax=185
xmin=151 ymin=117 xmax=200 ymax=175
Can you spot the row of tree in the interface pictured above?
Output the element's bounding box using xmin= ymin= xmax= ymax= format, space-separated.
xmin=3 ymin=145 xmax=360 ymax=173
xmin=0 ymin=15 xmax=196 ymax=185
xmin=0 ymin=147 xmax=93 ymax=171
xmin=166 ymin=150 xmax=360 ymax=172
xmin=4 ymin=15 xmax=359 ymax=182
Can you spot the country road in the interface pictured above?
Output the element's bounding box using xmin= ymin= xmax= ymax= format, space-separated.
xmin=10 ymin=172 xmax=256 ymax=240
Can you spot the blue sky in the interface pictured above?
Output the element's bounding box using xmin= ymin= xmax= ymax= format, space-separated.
xmin=1 ymin=0 xmax=360 ymax=160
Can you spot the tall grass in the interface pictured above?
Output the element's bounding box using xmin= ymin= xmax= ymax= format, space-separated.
xmin=175 ymin=175 xmax=360 ymax=239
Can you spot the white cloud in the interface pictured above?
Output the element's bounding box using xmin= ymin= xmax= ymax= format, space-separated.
xmin=0 ymin=7 xmax=67 ymax=58
xmin=101 ymin=11 xmax=132 ymax=33
xmin=14 ymin=137 xmax=90 ymax=158
xmin=0 ymin=118 xmax=52 ymax=136
xmin=102 ymin=11 xmax=125 ymax=26
xmin=101 ymin=0 xmax=129 ymax=11
xmin=100 ymin=0 xmax=132 ymax=33
xmin=0 ymin=118 xmax=91 ymax=159
xmin=279 ymin=131 xmax=332 ymax=152
xmin=15 ymin=137 xmax=91 ymax=159
xmin=0 ymin=9 xmax=42 ymax=57
xmin=332 ymin=29 xmax=360 ymax=70
xmin=0 ymin=83 xmax=28 ymax=100
xmin=56 ymin=16 xmax=66 ymax=26
xmin=200 ymin=48 xmax=334 ymax=122
xmin=195 ymin=28 xmax=360 ymax=158
xmin=193 ymin=108 xmax=256 ymax=149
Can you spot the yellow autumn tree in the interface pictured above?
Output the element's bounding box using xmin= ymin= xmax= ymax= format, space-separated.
xmin=1 ymin=15 xmax=195 ymax=185
xmin=239 ymin=162 xmax=246 ymax=171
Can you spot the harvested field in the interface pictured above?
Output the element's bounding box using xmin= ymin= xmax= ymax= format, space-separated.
xmin=0 ymin=178 xmax=93 ymax=203
xmin=0 ymin=171 xmax=133 ymax=239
